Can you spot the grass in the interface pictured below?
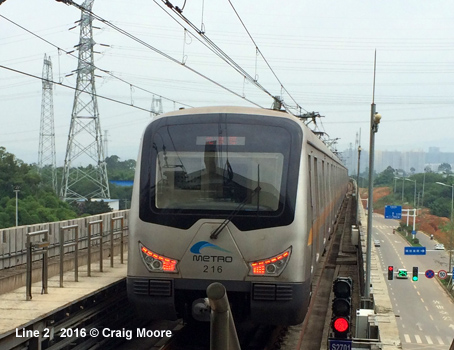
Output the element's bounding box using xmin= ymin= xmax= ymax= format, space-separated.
xmin=396 ymin=229 xmax=422 ymax=247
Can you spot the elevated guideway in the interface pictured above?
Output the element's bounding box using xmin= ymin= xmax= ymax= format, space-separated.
xmin=0 ymin=211 xmax=130 ymax=349
xmin=0 ymin=253 xmax=127 ymax=350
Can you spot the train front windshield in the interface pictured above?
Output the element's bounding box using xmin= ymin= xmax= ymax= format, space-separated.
xmin=156 ymin=125 xmax=286 ymax=211
xmin=140 ymin=113 xmax=301 ymax=230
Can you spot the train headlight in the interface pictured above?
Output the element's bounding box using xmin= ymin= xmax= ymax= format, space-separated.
xmin=139 ymin=242 xmax=178 ymax=273
xmin=248 ymin=247 xmax=292 ymax=276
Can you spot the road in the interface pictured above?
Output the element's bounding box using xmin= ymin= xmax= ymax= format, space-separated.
xmin=372 ymin=213 xmax=454 ymax=349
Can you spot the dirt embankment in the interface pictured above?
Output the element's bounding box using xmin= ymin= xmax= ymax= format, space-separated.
xmin=360 ymin=187 xmax=451 ymax=246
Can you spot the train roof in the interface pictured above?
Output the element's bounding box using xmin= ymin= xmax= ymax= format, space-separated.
xmin=150 ymin=106 xmax=344 ymax=167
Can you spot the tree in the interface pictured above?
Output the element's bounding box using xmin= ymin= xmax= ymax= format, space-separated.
xmin=374 ymin=166 xmax=395 ymax=186
xmin=71 ymin=199 xmax=113 ymax=216
xmin=0 ymin=147 xmax=77 ymax=228
xmin=438 ymin=163 xmax=452 ymax=174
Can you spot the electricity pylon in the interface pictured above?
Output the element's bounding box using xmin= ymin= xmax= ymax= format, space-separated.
xmin=60 ymin=0 xmax=110 ymax=201
xmin=38 ymin=54 xmax=57 ymax=193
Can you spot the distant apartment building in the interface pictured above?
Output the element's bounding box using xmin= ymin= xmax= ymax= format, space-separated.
xmin=341 ymin=147 xmax=454 ymax=175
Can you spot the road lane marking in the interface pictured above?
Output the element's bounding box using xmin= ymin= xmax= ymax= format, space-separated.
xmin=436 ymin=336 xmax=444 ymax=345
xmin=415 ymin=334 xmax=422 ymax=343
xmin=426 ymin=335 xmax=433 ymax=344
xmin=404 ymin=334 xmax=411 ymax=343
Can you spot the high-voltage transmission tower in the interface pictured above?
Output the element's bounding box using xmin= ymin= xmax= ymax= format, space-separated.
xmin=38 ymin=54 xmax=57 ymax=193
xmin=60 ymin=0 xmax=110 ymax=202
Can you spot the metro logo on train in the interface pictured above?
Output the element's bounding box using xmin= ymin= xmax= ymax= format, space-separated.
xmin=190 ymin=241 xmax=231 ymax=254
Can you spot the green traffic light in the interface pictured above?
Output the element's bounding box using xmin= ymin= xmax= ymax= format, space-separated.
xmin=412 ymin=267 xmax=418 ymax=281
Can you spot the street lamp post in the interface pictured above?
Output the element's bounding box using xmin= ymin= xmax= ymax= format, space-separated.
xmin=394 ymin=176 xmax=398 ymax=194
xmin=435 ymin=182 xmax=453 ymax=285
xmin=402 ymin=176 xmax=405 ymax=203
xmin=405 ymin=178 xmax=417 ymax=208
xmin=422 ymin=170 xmax=427 ymax=207
xmin=13 ymin=186 xmax=20 ymax=227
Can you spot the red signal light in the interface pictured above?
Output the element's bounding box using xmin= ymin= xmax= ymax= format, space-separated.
xmin=333 ymin=317 xmax=349 ymax=333
xmin=388 ymin=266 xmax=394 ymax=280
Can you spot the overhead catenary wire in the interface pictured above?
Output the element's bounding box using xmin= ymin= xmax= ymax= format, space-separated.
xmin=226 ymin=0 xmax=307 ymax=114
xmin=157 ymin=0 xmax=286 ymax=110
xmin=55 ymin=0 xmax=266 ymax=109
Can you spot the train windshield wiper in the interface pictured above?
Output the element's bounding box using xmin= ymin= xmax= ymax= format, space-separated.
xmin=209 ymin=185 xmax=261 ymax=240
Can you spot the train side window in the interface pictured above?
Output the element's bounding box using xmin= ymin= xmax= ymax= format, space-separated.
xmin=308 ymin=155 xmax=314 ymax=211
xmin=313 ymin=157 xmax=319 ymax=218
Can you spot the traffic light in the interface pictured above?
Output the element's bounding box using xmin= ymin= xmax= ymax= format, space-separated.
xmin=412 ymin=267 xmax=418 ymax=281
xmin=331 ymin=277 xmax=352 ymax=339
xmin=388 ymin=266 xmax=394 ymax=280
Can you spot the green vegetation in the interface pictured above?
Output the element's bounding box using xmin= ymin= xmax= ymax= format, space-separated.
xmin=359 ymin=165 xmax=453 ymax=218
xmin=396 ymin=223 xmax=422 ymax=246
xmin=0 ymin=147 xmax=136 ymax=229
xmin=0 ymin=147 xmax=75 ymax=228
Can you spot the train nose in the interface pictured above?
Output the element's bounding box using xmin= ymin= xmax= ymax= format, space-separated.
xmin=179 ymin=222 xmax=248 ymax=279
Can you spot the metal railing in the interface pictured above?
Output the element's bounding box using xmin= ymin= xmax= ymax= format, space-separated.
xmin=26 ymin=230 xmax=50 ymax=301
xmin=59 ymin=224 xmax=79 ymax=287
xmin=87 ymin=220 xmax=103 ymax=276
xmin=0 ymin=210 xmax=129 ymax=270
xmin=110 ymin=216 xmax=125 ymax=266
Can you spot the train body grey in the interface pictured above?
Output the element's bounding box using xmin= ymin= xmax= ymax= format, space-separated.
xmin=127 ymin=106 xmax=348 ymax=325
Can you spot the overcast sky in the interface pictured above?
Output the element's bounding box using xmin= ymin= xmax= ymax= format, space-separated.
xmin=1 ymin=0 xmax=454 ymax=166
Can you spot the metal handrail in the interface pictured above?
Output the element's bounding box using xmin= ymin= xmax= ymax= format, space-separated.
xmin=87 ymin=220 xmax=103 ymax=276
xmin=26 ymin=229 xmax=49 ymax=301
xmin=206 ymin=282 xmax=241 ymax=350
xmin=60 ymin=225 xmax=79 ymax=287
xmin=110 ymin=216 xmax=125 ymax=266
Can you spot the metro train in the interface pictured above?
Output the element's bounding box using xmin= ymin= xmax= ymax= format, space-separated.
xmin=127 ymin=106 xmax=348 ymax=325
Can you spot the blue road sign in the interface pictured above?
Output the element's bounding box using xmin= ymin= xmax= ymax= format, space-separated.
xmin=425 ymin=269 xmax=435 ymax=279
xmin=404 ymin=247 xmax=426 ymax=255
xmin=385 ymin=205 xmax=402 ymax=219
xmin=329 ymin=339 xmax=352 ymax=350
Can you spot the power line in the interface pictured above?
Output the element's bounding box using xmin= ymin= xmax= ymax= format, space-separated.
xmin=55 ymin=0 xmax=266 ymax=109
xmin=0 ymin=14 xmax=193 ymax=109
xmin=0 ymin=64 xmax=153 ymax=113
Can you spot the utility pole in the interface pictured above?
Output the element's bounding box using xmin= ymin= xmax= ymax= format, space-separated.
xmin=365 ymin=51 xmax=382 ymax=299
xmin=38 ymin=54 xmax=57 ymax=193
xmin=61 ymin=0 xmax=110 ymax=201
